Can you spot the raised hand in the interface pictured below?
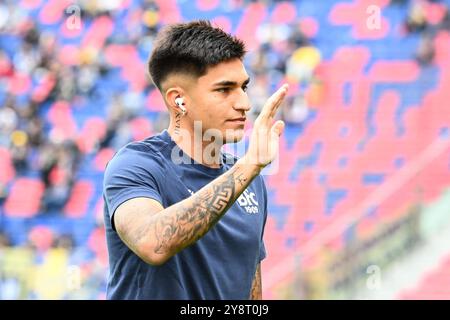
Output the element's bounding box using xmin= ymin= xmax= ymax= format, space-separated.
xmin=243 ymin=84 xmax=289 ymax=168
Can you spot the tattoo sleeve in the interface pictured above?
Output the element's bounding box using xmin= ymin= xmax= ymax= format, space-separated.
xmin=153 ymin=171 xmax=237 ymax=254
xmin=122 ymin=159 xmax=262 ymax=264
xmin=250 ymin=263 xmax=262 ymax=300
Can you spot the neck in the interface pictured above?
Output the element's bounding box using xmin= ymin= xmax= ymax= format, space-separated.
xmin=167 ymin=117 xmax=222 ymax=169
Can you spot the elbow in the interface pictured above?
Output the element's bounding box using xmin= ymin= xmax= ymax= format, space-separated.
xmin=144 ymin=254 xmax=169 ymax=267
xmin=137 ymin=242 xmax=171 ymax=266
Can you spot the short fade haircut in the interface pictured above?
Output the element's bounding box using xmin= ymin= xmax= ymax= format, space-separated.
xmin=148 ymin=20 xmax=246 ymax=91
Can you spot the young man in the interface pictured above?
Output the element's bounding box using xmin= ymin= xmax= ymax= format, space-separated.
xmin=103 ymin=20 xmax=288 ymax=299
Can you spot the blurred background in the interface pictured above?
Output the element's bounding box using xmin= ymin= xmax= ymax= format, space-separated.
xmin=0 ymin=0 xmax=450 ymax=300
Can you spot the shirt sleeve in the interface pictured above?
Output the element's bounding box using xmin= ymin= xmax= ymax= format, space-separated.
xmin=103 ymin=147 xmax=163 ymax=231
xmin=259 ymin=176 xmax=268 ymax=261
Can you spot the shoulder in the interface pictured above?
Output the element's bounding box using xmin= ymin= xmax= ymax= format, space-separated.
xmin=105 ymin=135 xmax=170 ymax=179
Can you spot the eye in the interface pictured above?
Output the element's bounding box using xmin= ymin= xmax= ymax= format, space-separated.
xmin=217 ymin=87 xmax=230 ymax=93
xmin=242 ymin=85 xmax=248 ymax=92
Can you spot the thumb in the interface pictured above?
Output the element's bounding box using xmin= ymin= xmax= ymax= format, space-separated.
xmin=271 ymin=120 xmax=285 ymax=136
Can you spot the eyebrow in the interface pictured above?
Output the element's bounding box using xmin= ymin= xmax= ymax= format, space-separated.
xmin=212 ymin=77 xmax=250 ymax=87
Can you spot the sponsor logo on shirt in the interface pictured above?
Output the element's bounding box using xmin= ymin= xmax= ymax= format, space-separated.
xmin=237 ymin=189 xmax=259 ymax=214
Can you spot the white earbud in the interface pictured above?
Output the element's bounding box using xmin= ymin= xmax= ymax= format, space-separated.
xmin=175 ymin=97 xmax=186 ymax=113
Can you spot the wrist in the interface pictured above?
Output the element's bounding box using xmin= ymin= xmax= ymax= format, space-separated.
xmin=236 ymin=156 xmax=263 ymax=176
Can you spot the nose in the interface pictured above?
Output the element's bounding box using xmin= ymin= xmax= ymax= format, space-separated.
xmin=233 ymin=89 xmax=251 ymax=112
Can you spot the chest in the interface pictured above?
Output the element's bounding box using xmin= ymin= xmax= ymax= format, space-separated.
xmin=158 ymin=168 xmax=265 ymax=247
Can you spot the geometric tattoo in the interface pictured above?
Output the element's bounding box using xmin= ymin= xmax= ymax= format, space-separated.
xmin=153 ymin=167 xmax=239 ymax=254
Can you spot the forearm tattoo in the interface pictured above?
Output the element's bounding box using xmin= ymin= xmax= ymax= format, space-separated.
xmin=236 ymin=172 xmax=247 ymax=187
xmin=153 ymin=167 xmax=239 ymax=254
xmin=250 ymin=264 xmax=262 ymax=300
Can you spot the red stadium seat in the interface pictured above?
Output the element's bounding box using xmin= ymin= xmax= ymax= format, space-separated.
xmin=328 ymin=0 xmax=390 ymax=39
xmin=28 ymin=225 xmax=54 ymax=252
xmin=31 ymin=73 xmax=56 ymax=103
xmin=76 ymin=117 xmax=107 ymax=154
xmin=369 ymin=61 xmax=420 ymax=83
xmin=64 ymin=180 xmax=94 ymax=218
xmin=434 ymin=31 xmax=450 ymax=67
xmin=47 ymin=101 xmax=78 ymax=140
xmin=20 ymin=0 xmax=42 ymax=10
xmin=104 ymin=44 xmax=136 ymax=67
xmin=82 ymin=16 xmax=114 ymax=50
xmin=146 ymin=89 xmax=167 ymax=112
xmin=38 ymin=0 xmax=71 ymax=25
xmin=423 ymin=1 xmax=448 ymax=25
xmin=270 ymin=1 xmax=297 ymax=25
xmin=7 ymin=72 xmax=31 ymax=96
xmin=0 ymin=147 xmax=15 ymax=185
xmin=88 ymin=227 xmax=108 ymax=267
xmin=196 ymin=0 xmax=220 ymax=12
xmin=210 ymin=16 xmax=232 ymax=33
xmin=129 ymin=117 xmax=153 ymax=141
xmin=154 ymin=0 xmax=182 ymax=24
xmin=235 ymin=3 xmax=268 ymax=51
xmin=4 ymin=178 xmax=45 ymax=217
xmin=57 ymin=45 xmax=81 ymax=65
xmin=94 ymin=148 xmax=116 ymax=172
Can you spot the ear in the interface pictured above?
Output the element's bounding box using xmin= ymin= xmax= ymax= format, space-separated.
xmin=165 ymin=88 xmax=186 ymax=114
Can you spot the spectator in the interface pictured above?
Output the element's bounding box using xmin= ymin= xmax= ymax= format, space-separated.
xmin=415 ymin=33 xmax=435 ymax=65
xmin=405 ymin=1 xmax=428 ymax=33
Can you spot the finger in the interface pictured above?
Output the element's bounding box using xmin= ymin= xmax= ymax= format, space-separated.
xmin=259 ymin=84 xmax=289 ymax=121
xmin=266 ymin=84 xmax=288 ymax=119
xmin=268 ymin=86 xmax=289 ymax=119
xmin=271 ymin=120 xmax=285 ymax=137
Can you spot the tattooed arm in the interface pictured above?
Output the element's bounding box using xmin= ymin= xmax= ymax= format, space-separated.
xmin=114 ymin=84 xmax=288 ymax=266
xmin=250 ymin=263 xmax=262 ymax=300
xmin=114 ymin=159 xmax=261 ymax=265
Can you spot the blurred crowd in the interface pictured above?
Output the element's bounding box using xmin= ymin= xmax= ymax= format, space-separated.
xmin=0 ymin=0 xmax=325 ymax=299
xmin=401 ymin=0 xmax=450 ymax=64
xmin=0 ymin=0 xmax=325 ymax=218
xmin=0 ymin=228 xmax=107 ymax=299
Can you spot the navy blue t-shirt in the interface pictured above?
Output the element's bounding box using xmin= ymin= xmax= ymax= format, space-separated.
xmin=103 ymin=130 xmax=268 ymax=300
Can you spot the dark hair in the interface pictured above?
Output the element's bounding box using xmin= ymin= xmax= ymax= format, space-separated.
xmin=148 ymin=20 xmax=246 ymax=90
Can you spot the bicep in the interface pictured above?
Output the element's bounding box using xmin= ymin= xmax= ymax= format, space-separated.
xmin=114 ymin=197 xmax=164 ymax=260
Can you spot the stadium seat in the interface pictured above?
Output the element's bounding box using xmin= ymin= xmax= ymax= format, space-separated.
xmin=4 ymin=178 xmax=45 ymax=218
xmin=63 ymin=180 xmax=94 ymax=218
xmin=0 ymin=147 xmax=15 ymax=185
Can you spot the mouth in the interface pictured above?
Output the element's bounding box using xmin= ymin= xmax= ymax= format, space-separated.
xmin=227 ymin=117 xmax=246 ymax=124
